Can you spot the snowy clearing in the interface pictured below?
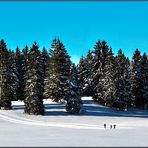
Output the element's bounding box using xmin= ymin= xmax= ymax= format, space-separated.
xmin=0 ymin=97 xmax=148 ymax=146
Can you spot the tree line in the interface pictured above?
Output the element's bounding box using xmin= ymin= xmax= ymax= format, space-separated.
xmin=78 ymin=40 xmax=148 ymax=111
xmin=0 ymin=38 xmax=81 ymax=115
xmin=0 ymin=38 xmax=147 ymax=115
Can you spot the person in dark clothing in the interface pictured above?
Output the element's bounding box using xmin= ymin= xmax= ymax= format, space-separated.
xmin=110 ymin=125 xmax=112 ymax=129
xmin=113 ymin=124 xmax=116 ymax=129
xmin=104 ymin=123 xmax=107 ymax=129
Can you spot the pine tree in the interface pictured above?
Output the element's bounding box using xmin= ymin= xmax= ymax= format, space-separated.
xmin=70 ymin=63 xmax=79 ymax=86
xmin=0 ymin=39 xmax=12 ymax=109
xmin=124 ymin=57 xmax=131 ymax=109
xmin=41 ymin=47 xmax=49 ymax=80
xmin=140 ymin=53 xmax=148 ymax=108
xmin=77 ymin=55 xmax=88 ymax=96
xmin=83 ymin=50 xmax=94 ymax=96
xmin=41 ymin=47 xmax=49 ymax=99
xmin=130 ymin=49 xmax=143 ymax=108
xmin=113 ymin=49 xmax=131 ymax=110
xmin=102 ymin=48 xmax=116 ymax=107
xmin=21 ymin=45 xmax=29 ymax=100
xmin=14 ymin=46 xmax=23 ymax=100
xmin=24 ymin=42 xmax=44 ymax=115
xmin=91 ymin=40 xmax=102 ymax=102
xmin=44 ymin=38 xmax=71 ymax=102
xmin=8 ymin=49 xmax=19 ymax=101
xmin=65 ymin=80 xmax=81 ymax=114
xmin=92 ymin=40 xmax=110 ymax=105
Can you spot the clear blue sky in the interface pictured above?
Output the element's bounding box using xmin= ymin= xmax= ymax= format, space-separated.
xmin=0 ymin=2 xmax=148 ymax=64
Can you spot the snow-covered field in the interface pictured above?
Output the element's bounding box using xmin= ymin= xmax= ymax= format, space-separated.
xmin=0 ymin=97 xmax=148 ymax=146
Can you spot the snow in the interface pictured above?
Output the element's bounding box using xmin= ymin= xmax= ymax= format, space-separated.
xmin=0 ymin=97 xmax=148 ymax=146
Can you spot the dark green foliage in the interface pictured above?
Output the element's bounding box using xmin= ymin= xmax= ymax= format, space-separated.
xmin=78 ymin=50 xmax=94 ymax=96
xmin=44 ymin=38 xmax=71 ymax=102
xmin=0 ymin=39 xmax=12 ymax=109
xmin=21 ymin=45 xmax=29 ymax=100
xmin=41 ymin=47 xmax=50 ymax=99
xmin=78 ymin=55 xmax=87 ymax=96
xmin=0 ymin=65 xmax=12 ymax=109
xmin=24 ymin=42 xmax=44 ymax=115
xmin=65 ymin=80 xmax=81 ymax=114
xmin=92 ymin=40 xmax=111 ymax=105
xmin=102 ymin=48 xmax=116 ymax=107
xmin=8 ymin=50 xmax=19 ymax=101
xmin=41 ymin=47 xmax=49 ymax=80
xmin=130 ymin=49 xmax=143 ymax=108
xmin=140 ymin=53 xmax=148 ymax=108
xmin=114 ymin=49 xmax=131 ymax=110
xmin=0 ymin=38 xmax=147 ymax=113
xmin=70 ymin=63 xmax=79 ymax=86
xmin=14 ymin=47 xmax=23 ymax=100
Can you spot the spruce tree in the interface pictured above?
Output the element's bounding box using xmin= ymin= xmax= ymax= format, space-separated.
xmin=130 ymin=49 xmax=143 ymax=108
xmin=102 ymin=48 xmax=116 ymax=107
xmin=21 ymin=45 xmax=29 ymax=100
xmin=70 ymin=63 xmax=79 ymax=86
xmin=24 ymin=42 xmax=44 ymax=115
xmin=65 ymin=80 xmax=81 ymax=114
xmin=84 ymin=50 xmax=94 ymax=96
xmin=114 ymin=49 xmax=131 ymax=110
xmin=77 ymin=55 xmax=88 ymax=96
xmin=41 ymin=47 xmax=50 ymax=99
xmin=44 ymin=38 xmax=71 ymax=102
xmin=140 ymin=53 xmax=148 ymax=108
xmin=92 ymin=40 xmax=110 ymax=105
xmin=8 ymin=49 xmax=19 ymax=101
xmin=91 ymin=40 xmax=102 ymax=103
xmin=41 ymin=47 xmax=49 ymax=80
xmin=0 ymin=39 xmax=12 ymax=109
xmin=15 ymin=46 xmax=23 ymax=100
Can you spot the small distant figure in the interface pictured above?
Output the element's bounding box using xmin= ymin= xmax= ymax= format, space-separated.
xmin=110 ymin=125 xmax=113 ymax=129
xmin=113 ymin=124 xmax=116 ymax=129
xmin=104 ymin=123 xmax=107 ymax=129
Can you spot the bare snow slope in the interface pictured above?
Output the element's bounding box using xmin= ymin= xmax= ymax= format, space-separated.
xmin=0 ymin=97 xmax=148 ymax=146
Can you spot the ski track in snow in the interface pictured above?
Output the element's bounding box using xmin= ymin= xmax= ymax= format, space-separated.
xmin=0 ymin=97 xmax=145 ymax=130
xmin=0 ymin=111 xmax=104 ymax=130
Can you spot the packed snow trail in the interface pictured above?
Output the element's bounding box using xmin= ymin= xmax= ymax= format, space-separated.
xmin=0 ymin=110 xmax=104 ymax=130
xmin=0 ymin=97 xmax=147 ymax=130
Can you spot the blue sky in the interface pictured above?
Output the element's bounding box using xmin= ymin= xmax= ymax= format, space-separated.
xmin=0 ymin=2 xmax=148 ymax=64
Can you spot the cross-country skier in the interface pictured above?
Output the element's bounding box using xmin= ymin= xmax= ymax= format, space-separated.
xmin=104 ymin=123 xmax=106 ymax=129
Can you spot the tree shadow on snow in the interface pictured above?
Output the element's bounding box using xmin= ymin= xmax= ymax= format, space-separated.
xmin=12 ymin=105 xmax=25 ymax=110
xmin=44 ymin=102 xmax=148 ymax=118
xmin=12 ymin=99 xmax=148 ymax=118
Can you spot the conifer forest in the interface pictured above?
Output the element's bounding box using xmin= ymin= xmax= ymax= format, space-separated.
xmin=0 ymin=38 xmax=148 ymax=115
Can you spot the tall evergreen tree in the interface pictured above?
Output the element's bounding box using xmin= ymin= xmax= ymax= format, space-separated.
xmin=77 ymin=55 xmax=88 ymax=96
xmin=91 ymin=40 xmax=102 ymax=102
xmin=44 ymin=38 xmax=71 ymax=102
xmin=102 ymin=48 xmax=116 ymax=107
xmin=0 ymin=39 xmax=12 ymax=109
xmin=21 ymin=45 xmax=28 ymax=100
xmin=83 ymin=50 xmax=94 ymax=96
xmin=65 ymin=80 xmax=81 ymax=114
xmin=140 ymin=53 xmax=148 ymax=108
xmin=41 ymin=47 xmax=49 ymax=99
xmin=41 ymin=47 xmax=49 ymax=80
xmin=92 ymin=40 xmax=110 ymax=105
xmin=24 ymin=42 xmax=44 ymax=115
xmin=8 ymin=49 xmax=19 ymax=101
xmin=130 ymin=49 xmax=143 ymax=108
xmin=114 ymin=49 xmax=131 ymax=110
xmin=70 ymin=63 xmax=79 ymax=86
xmin=14 ymin=46 xmax=23 ymax=100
